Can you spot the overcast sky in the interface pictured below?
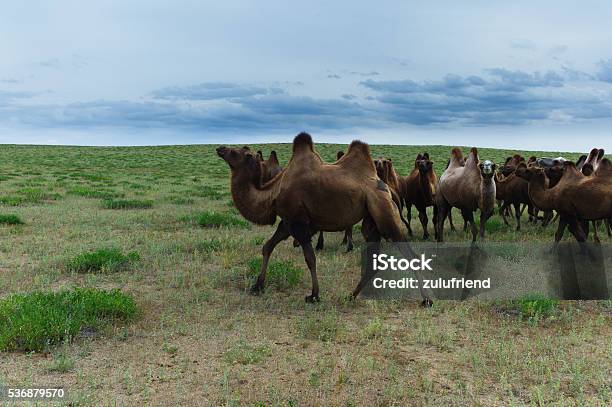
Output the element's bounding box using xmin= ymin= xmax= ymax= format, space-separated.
xmin=1 ymin=1 xmax=612 ymax=151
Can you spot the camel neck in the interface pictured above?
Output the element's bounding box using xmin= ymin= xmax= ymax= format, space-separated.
xmin=230 ymin=170 xmax=277 ymax=225
xmin=527 ymin=173 xmax=553 ymax=210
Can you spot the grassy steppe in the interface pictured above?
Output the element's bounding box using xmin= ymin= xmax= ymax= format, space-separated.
xmin=0 ymin=143 xmax=610 ymax=406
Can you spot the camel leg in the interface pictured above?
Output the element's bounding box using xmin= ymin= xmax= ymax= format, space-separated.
xmin=290 ymin=222 xmax=320 ymax=303
xmin=418 ymin=208 xmax=429 ymax=240
xmin=542 ymin=210 xmax=552 ymax=227
xmin=405 ymin=204 xmax=414 ymax=237
xmin=462 ymin=209 xmax=478 ymax=242
xmin=500 ymin=202 xmax=511 ymax=226
xmin=341 ymin=229 xmax=348 ymax=244
xmin=252 ymin=221 xmax=291 ymax=294
xmin=345 ymin=227 xmax=354 ymax=252
xmin=352 ymin=215 xmax=381 ymax=299
xmin=479 ymin=210 xmax=492 ymax=239
xmin=448 ymin=207 xmax=456 ymax=231
xmin=432 ymin=204 xmax=439 ymax=241
xmin=436 ymin=201 xmax=450 ymax=242
xmin=591 ymin=221 xmax=600 ymax=244
xmin=513 ymin=202 xmax=521 ymax=231
xmin=315 ymin=231 xmax=325 ymax=251
xmin=555 ymin=217 xmax=568 ymax=243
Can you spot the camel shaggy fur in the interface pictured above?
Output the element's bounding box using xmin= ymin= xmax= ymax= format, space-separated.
xmin=402 ymin=153 xmax=438 ymax=240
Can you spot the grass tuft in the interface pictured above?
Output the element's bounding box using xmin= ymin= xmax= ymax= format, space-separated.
xmin=298 ymin=312 xmax=343 ymax=342
xmin=247 ymin=258 xmax=302 ymax=290
xmin=67 ymin=248 xmax=140 ymax=273
xmin=0 ymin=288 xmax=137 ymax=352
xmin=182 ymin=210 xmax=250 ymax=229
xmin=224 ymin=341 xmax=271 ymax=365
xmin=102 ymin=198 xmax=153 ymax=209
xmin=0 ymin=214 xmax=24 ymax=225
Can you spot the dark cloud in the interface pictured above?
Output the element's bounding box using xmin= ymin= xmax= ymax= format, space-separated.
xmin=361 ymin=68 xmax=612 ymax=126
xmin=151 ymin=82 xmax=283 ymax=100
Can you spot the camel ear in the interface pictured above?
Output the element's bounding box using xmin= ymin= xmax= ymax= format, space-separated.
xmin=423 ymin=152 xmax=430 ymax=160
xmin=416 ymin=153 xmax=423 ymax=161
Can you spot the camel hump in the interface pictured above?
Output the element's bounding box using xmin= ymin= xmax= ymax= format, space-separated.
xmin=337 ymin=140 xmax=375 ymax=171
xmin=466 ymin=147 xmax=479 ymax=167
xmin=347 ymin=140 xmax=371 ymax=157
xmin=585 ymin=148 xmax=600 ymax=164
xmin=293 ymin=132 xmax=314 ymax=153
xmin=597 ymin=148 xmax=605 ymax=160
xmin=268 ymin=150 xmax=279 ymax=165
xmin=595 ymin=158 xmax=612 ymax=175
xmin=451 ymin=147 xmax=463 ymax=159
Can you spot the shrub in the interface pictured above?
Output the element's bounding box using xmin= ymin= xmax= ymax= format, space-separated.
xmin=516 ymin=294 xmax=559 ymax=323
xmin=67 ymin=248 xmax=140 ymax=273
xmin=182 ymin=211 xmax=250 ymax=228
xmin=0 ymin=288 xmax=137 ymax=352
xmin=102 ymin=198 xmax=153 ymax=209
xmin=0 ymin=214 xmax=24 ymax=225
xmin=247 ymin=258 xmax=302 ymax=290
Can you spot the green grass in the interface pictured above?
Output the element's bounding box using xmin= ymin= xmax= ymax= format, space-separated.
xmin=67 ymin=248 xmax=140 ymax=273
xmin=102 ymin=198 xmax=153 ymax=209
xmin=224 ymin=340 xmax=272 ymax=365
xmin=516 ymin=294 xmax=560 ymax=324
xmin=0 ymin=288 xmax=137 ymax=352
xmin=0 ymin=214 xmax=24 ymax=225
xmin=67 ymin=186 xmax=123 ymax=199
xmin=247 ymin=258 xmax=303 ymax=290
xmin=183 ymin=210 xmax=251 ymax=228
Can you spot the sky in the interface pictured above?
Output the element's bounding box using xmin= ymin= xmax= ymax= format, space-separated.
xmin=1 ymin=1 xmax=612 ymax=151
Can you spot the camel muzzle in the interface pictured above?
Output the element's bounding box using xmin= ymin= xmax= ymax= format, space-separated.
xmin=216 ymin=146 xmax=228 ymax=158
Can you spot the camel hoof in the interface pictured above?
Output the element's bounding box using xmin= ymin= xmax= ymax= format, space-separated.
xmin=292 ymin=239 xmax=300 ymax=248
xmin=250 ymin=283 xmax=264 ymax=296
xmin=422 ymin=234 xmax=430 ymax=241
xmin=305 ymin=295 xmax=320 ymax=303
xmin=420 ymin=298 xmax=433 ymax=308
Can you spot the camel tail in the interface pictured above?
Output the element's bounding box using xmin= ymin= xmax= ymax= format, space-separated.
xmin=293 ymin=132 xmax=314 ymax=153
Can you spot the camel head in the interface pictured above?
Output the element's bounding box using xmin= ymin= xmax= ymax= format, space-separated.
xmin=536 ymin=157 xmax=567 ymax=168
xmin=374 ymin=158 xmax=387 ymax=180
xmin=416 ymin=155 xmax=433 ymax=175
xmin=217 ymin=146 xmax=262 ymax=182
xmin=336 ymin=150 xmax=345 ymax=160
xmin=478 ymin=160 xmax=496 ymax=179
xmin=256 ymin=150 xmax=264 ymax=161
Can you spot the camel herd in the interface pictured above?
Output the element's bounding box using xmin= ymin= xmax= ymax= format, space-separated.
xmin=217 ymin=133 xmax=612 ymax=304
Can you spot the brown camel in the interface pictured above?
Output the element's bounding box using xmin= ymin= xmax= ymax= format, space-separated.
xmin=402 ymin=153 xmax=438 ymax=240
xmin=217 ymin=133 xmax=431 ymax=304
xmin=443 ymin=157 xmax=467 ymax=232
xmin=494 ymin=170 xmax=533 ymax=231
xmin=579 ymin=148 xmax=610 ymax=241
xmin=516 ymin=159 xmax=612 ymax=244
xmin=373 ymin=157 xmax=412 ymax=234
xmin=435 ymin=148 xmax=497 ymax=242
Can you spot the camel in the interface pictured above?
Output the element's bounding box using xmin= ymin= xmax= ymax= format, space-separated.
xmin=494 ymin=170 xmax=533 ymax=231
xmin=443 ymin=157 xmax=467 ymax=233
xmin=217 ymin=133 xmax=431 ymax=304
xmin=516 ymin=159 xmax=612 ymax=244
xmin=435 ymin=148 xmax=497 ymax=242
xmin=312 ymin=150 xmax=354 ymax=252
xmin=579 ymin=148 xmax=610 ymax=241
xmin=402 ymin=153 xmax=438 ymax=239
xmin=373 ymin=157 xmax=412 ymax=233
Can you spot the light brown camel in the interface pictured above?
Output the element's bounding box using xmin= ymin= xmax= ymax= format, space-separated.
xmin=435 ymin=148 xmax=497 ymax=242
xmin=494 ymin=170 xmax=533 ymax=231
xmin=402 ymin=153 xmax=438 ymax=240
xmin=516 ymin=159 xmax=612 ymax=243
xmin=217 ymin=133 xmax=431 ymax=304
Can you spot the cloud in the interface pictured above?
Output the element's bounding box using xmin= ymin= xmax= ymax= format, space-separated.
xmin=327 ymin=74 xmax=341 ymax=79
xmin=361 ymin=68 xmax=612 ymax=126
xmin=596 ymin=59 xmax=612 ymax=83
xmin=151 ymin=82 xmax=283 ymax=101
xmin=4 ymin=66 xmax=612 ymax=136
